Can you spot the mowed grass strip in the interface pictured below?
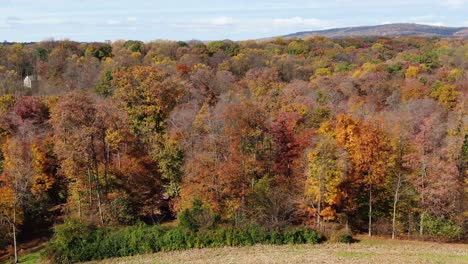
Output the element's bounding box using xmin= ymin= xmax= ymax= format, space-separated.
xmin=85 ymin=237 xmax=468 ymax=264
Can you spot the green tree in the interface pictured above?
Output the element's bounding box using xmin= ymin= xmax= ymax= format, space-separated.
xmin=287 ymin=40 xmax=309 ymax=55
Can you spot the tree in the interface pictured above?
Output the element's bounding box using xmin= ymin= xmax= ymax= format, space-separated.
xmin=30 ymin=141 xmax=56 ymax=195
xmin=114 ymin=154 xmax=166 ymax=224
xmin=50 ymin=92 xmax=106 ymax=225
xmin=306 ymin=135 xmax=346 ymax=226
xmin=112 ymin=66 xmax=188 ymax=213
xmin=206 ymin=40 xmax=240 ymax=57
xmin=430 ymin=84 xmax=458 ymax=109
xmin=85 ymin=43 xmax=112 ymax=61
xmin=405 ymin=65 xmax=419 ymax=79
xmin=0 ymin=34 xmax=467 ymax=245
xmin=270 ymin=111 xmax=301 ymax=182
xmin=6 ymin=44 xmax=31 ymax=78
xmin=12 ymin=96 xmax=49 ymax=126
xmin=152 ymin=134 xmax=184 ymax=198
xmin=287 ymin=40 xmax=310 ymax=55
xmin=404 ymin=113 xmax=463 ymax=236
xmin=46 ymin=41 xmax=82 ymax=79
xmin=386 ymin=123 xmax=413 ymax=239
xmin=112 ymin=66 xmax=187 ymax=140
xmin=335 ymin=114 xmax=389 ymax=236
xmin=95 ymin=70 xmax=113 ymax=97
xmin=0 ymin=137 xmax=33 ymax=263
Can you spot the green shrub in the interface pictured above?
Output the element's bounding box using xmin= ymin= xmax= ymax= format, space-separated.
xmin=386 ymin=62 xmax=403 ymax=74
xmin=283 ymin=227 xmax=322 ymax=244
xmin=336 ymin=62 xmax=355 ymax=73
xmin=178 ymin=199 xmax=220 ymax=232
xmin=266 ymin=229 xmax=284 ymax=244
xmin=422 ymin=216 xmax=462 ymax=241
xmin=283 ymin=228 xmax=305 ymax=244
xmin=46 ymin=219 xmax=97 ymax=263
xmin=227 ymin=227 xmax=251 ymax=246
xmin=47 ymin=222 xmax=323 ymax=263
xmin=339 ymin=233 xmax=353 ymax=243
xmin=246 ymin=225 xmax=267 ymax=244
xmin=302 ymin=228 xmax=323 ymax=244
xmin=108 ymin=195 xmax=137 ymax=225
xmin=162 ymin=227 xmax=189 ymax=251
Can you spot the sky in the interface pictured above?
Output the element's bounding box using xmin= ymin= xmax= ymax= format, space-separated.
xmin=1 ymin=0 xmax=467 ymax=42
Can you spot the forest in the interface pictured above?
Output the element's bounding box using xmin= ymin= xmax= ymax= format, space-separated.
xmin=0 ymin=36 xmax=467 ymax=261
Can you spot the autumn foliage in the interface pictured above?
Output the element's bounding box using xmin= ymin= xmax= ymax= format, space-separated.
xmin=0 ymin=36 xmax=466 ymax=254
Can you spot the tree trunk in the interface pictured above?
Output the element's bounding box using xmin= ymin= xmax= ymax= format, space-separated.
xmin=78 ymin=193 xmax=82 ymax=220
xmin=419 ymin=212 xmax=424 ymax=236
xmin=317 ymin=173 xmax=322 ymax=227
xmin=103 ymin=136 xmax=110 ymax=192
xmin=88 ymin=169 xmax=93 ymax=221
xmin=368 ymin=186 xmax=372 ymax=237
xmin=419 ymin=155 xmax=427 ymax=236
xmin=117 ymin=150 xmax=121 ymax=170
xmin=13 ymin=206 xmax=18 ymax=264
xmin=89 ymin=165 xmax=104 ymax=226
xmin=407 ymin=213 xmax=412 ymax=239
xmin=90 ymin=137 xmax=105 ymax=226
xmin=392 ymin=173 xmax=401 ymax=239
xmin=96 ymin=187 xmax=104 ymax=226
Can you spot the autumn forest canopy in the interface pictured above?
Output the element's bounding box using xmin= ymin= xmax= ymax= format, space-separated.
xmin=0 ymin=36 xmax=467 ymax=260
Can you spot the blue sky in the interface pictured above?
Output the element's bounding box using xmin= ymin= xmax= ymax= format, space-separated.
xmin=1 ymin=0 xmax=467 ymax=42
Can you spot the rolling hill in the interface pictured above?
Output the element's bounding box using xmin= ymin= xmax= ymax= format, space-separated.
xmin=282 ymin=23 xmax=468 ymax=38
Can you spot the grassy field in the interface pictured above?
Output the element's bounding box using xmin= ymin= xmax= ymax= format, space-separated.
xmin=83 ymin=236 xmax=468 ymax=264
xmin=4 ymin=236 xmax=466 ymax=264
xmin=1 ymin=249 xmax=44 ymax=264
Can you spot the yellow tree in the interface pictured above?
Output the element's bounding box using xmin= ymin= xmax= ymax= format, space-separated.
xmin=387 ymin=124 xmax=413 ymax=239
xmin=335 ymin=114 xmax=389 ymax=236
xmin=430 ymin=84 xmax=458 ymax=109
xmin=306 ymin=135 xmax=347 ymax=226
xmin=30 ymin=141 xmax=56 ymax=195
xmin=0 ymin=137 xmax=33 ymax=264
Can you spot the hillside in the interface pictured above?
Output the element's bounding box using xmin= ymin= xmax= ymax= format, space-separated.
xmin=283 ymin=23 xmax=468 ymax=38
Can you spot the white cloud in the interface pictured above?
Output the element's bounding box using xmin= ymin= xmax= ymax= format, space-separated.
xmin=442 ymin=0 xmax=466 ymax=8
xmin=6 ymin=16 xmax=21 ymax=22
xmin=106 ymin=19 xmax=120 ymax=25
xmin=210 ymin=16 xmax=235 ymax=26
xmin=408 ymin=15 xmax=447 ymax=27
xmin=171 ymin=16 xmax=236 ymax=31
xmin=409 ymin=15 xmax=438 ymax=21
xmin=423 ymin=21 xmax=447 ymax=26
xmin=5 ymin=16 xmax=65 ymax=25
xmin=272 ymin=17 xmax=328 ymax=28
xmin=170 ymin=16 xmax=333 ymax=38
xmin=0 ymin=21 xmax=9 ymax=28
xmin=127 ymin=16 xmax=137 ymax=22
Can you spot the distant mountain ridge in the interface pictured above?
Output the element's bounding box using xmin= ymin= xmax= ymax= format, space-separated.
xmin=282 ymin=23 xmax=468 ymax=38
